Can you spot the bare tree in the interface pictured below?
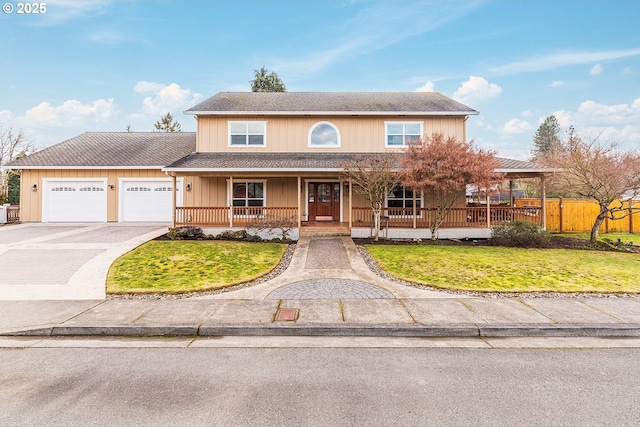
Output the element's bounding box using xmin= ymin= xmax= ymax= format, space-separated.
xmin=401 ymin=133 xmax=504 ymax=240
xmin=540 ymin=133 xmax=640 ymax=243
xmin=0 ymin=125 xmax=34 ymax=204
xmin=340 ymin=154 xmax=401 ymax=241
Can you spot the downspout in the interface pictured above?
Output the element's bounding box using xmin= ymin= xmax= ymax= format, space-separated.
xmin=297 ymin=175 xmax=301 ymax=228
xmin=171 ymin=173 xmax=177 ymax=229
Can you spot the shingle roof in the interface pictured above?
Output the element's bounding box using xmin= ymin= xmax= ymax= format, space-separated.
xmin=7 ymin=132 xmax=196 ymax=168
xmin=163 ymin=152 xmax=556 ymax=175
xmin=185 ymin=92 xmax=478 ymax=116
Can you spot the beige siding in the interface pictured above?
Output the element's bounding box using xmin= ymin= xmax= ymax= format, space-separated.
xmin=196 ymin=115 xmax=467 ymax=153
xmin=19 ymin=169 xmax=170 ymax=222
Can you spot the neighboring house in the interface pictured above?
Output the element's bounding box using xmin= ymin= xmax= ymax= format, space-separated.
xmin=8 ymin=92 xmax=555 ymax=239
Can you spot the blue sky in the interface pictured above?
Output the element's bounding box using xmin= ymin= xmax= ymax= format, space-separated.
xmin=1 ymin=0 xmax=639 ymax=159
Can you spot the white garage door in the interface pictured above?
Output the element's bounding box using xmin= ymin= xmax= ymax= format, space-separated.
xmin=44 ymin=180 xmax=107 ymax=222
xmin=120 ymin=179 xmax=182 ymax=222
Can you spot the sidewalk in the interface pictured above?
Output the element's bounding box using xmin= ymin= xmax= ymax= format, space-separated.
xmin=1 ymin=237 xmax=640 ymax=338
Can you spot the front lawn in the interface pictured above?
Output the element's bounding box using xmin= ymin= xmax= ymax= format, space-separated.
xmin=365 ymin=244 xmax=640 ymax=293
xmin=107 ymin=240 xmax=287 ymax=294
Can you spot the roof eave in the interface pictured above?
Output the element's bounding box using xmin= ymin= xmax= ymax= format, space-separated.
xmin=184 ymin=110 xmax=479 ymax=116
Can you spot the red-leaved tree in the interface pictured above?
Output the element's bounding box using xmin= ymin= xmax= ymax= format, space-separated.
xmin=401 ymin=133 xmax=504 ymax=239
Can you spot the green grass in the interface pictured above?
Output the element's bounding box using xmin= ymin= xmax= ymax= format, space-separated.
xmin=107 ymin=240 xmax=287 ymax=294
xmin=365 ymin=244 xmax=640 ymax=293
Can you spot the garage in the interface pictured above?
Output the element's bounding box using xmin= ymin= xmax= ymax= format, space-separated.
xmin=43 ymin=179 xmax=108 ymax=222
xmin=119 ymin=179 xmax=183 ymax=222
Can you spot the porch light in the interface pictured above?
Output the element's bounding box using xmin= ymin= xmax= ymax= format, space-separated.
xmin=186 ymin=183 xmax=192 ymax=192
xmin=32 ymin=184 xmax=37 ymax=192
xmin=344 ymin=182 xmax=350 ymax=195
xmin=108 ymin=184 xmax=115 ymax=190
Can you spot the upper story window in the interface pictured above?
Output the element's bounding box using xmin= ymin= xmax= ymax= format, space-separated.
xmin=228 ymin=121 xmax=267 ymax=147
xmin=309 ymin=122 xmax=340 ymax=148
xmin=385 ymin=122 xmax=423 ymax=147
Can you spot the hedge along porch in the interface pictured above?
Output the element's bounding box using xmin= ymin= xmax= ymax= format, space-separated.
xmin=164 ymin=153 xmax=556 ymax=240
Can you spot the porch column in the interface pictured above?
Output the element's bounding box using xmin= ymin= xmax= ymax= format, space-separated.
xmin=229 ymin=176 xmax=233 ymax=228
xmin=412 ymin=191 xmax=417 ymax=229
xmin=486 ymin=187 xmax=491 ymax=229
xmin=540 ymin=175 xmax=547 ymax=230
xmin=297 ymin=176 xmax=301 ymax=228
xmin=348 ymin=178 xmax=353 ymax=228
xmin=509 ymin=180 xmax=514 ymax=206
xmin=171 ymin=174 xmax=177 ymax=228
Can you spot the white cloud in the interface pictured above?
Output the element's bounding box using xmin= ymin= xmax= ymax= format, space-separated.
xmin=501 ymin=118 xmax=533 ymax=135
xmin=23 ymin=98 xmax=117 ymax=127
xmin=271 ymin=1 xmax=481 ymax=78
xmin=552 ymin=98 xmax=640 ymax=148
xmin=623 ymin=67 xmax=634 ymax=75
xmin=550 ymin=81 xmax=565 ymax=87
xmin=415 ymin=81 xmax=435 ymax=92
xmin=33 ymin=0 xmax=114 ymax=26
xmin=489 ymin=47 xmax=640 ymax=76
xmin=520 ymin=110 xmax=533 ymax=118
xmin=590 ymin=64 xmax=603 ymax=75
xmin=132 ymin=81 xmax=202 ymax=116
xmin=452 ymin=76 xmax=502 ymax=106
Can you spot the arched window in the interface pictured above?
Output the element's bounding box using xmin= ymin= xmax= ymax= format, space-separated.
xmin=308 ymin=122 xmax=340 ymax=148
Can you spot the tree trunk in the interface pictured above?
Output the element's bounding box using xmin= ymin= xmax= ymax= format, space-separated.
xmin=590 ymin=209 xmax=608 ymax=243
xmin=372 ymin=207 xmax=381 ymax=242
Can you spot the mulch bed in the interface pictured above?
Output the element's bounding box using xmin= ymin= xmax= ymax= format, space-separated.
xmin=353 ymin=236 xmax=640 ymax=253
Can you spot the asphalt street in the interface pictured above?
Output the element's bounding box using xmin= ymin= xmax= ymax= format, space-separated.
xmin=1 ymin=345 xmax=639 ymax=427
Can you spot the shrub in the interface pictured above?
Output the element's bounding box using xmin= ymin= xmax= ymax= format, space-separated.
xmin=490 ymin=220 xmax=551 ymax=248
xmin=167 ymin=226 xmax=205 ymax=240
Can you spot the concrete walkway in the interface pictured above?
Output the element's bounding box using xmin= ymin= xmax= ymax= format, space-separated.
xmin=200 ymin=236 xmax=450 ymax=300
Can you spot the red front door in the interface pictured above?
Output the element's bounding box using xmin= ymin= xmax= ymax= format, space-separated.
xmin=308 ymin=182 xmax=340 ymax=221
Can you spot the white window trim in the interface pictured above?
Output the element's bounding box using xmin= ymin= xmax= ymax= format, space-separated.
xmin=227 ymin=121 xmax=267 ymax=148
xmin=308 ymin=121 xmax=341 ymax=148
xmin=385 ymin=186 xmax=423 ymax=217
xmin=384 ymin=121 xmax=423 ymax=148
xmin=227 ymin=179 xmax=267 ymax=217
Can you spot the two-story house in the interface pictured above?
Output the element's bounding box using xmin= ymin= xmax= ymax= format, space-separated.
xmin=9 ymin=92 xmax=554 ymax=239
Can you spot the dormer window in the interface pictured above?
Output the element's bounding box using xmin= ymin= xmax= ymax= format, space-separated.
xmin=228 ymin=121 xmax=267 ymax=147
xmin=385 ymin=122 xmax=423 ymax=147
xmin=309 ymin=122 xmax=340 ymax=148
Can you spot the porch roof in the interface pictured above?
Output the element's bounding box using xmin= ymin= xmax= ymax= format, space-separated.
xmin=163 ymin=152 xmax=557 ymax=176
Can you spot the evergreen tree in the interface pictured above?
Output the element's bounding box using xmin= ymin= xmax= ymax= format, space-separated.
xmin=250 ymin=66 xmax=286 ymax=92
xmin=154 ymin=112 xmax=182 ymax=132
xmin=532 ymin=115 xmax=561 ymax=159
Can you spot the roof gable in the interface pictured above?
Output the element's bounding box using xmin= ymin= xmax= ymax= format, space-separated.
xmin=185 ymin=92 xmax=478 ymax=116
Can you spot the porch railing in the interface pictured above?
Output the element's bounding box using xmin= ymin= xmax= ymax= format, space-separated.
xmin=175 ymin=206 xmax=299 ymax=227
xmin=351 ymin=205 xmax=542 ymax=229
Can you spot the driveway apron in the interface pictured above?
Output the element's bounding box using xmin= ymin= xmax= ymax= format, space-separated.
xmin=0 ymin=223 xmax=168 ymax=300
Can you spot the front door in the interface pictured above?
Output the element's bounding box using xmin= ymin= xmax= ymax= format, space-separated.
xmin=308 ymin=182 xmax=340 ymax=221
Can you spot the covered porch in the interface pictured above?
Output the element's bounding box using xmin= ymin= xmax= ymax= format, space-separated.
xmin=163 ymin=153 xmax=555 ymax=239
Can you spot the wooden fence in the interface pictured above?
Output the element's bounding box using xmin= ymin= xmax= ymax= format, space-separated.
xmin=6 ymin=205 xmax=19 ymax=223
xmin=516 ymin=198 xmax=640 ymax=233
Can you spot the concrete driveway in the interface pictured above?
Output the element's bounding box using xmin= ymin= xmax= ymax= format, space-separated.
xmin=0 ymin=223 xmax=168 ymax=300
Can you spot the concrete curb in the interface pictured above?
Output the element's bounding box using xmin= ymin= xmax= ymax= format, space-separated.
xmin=5 ymin=323 xmax=640 ymax=338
